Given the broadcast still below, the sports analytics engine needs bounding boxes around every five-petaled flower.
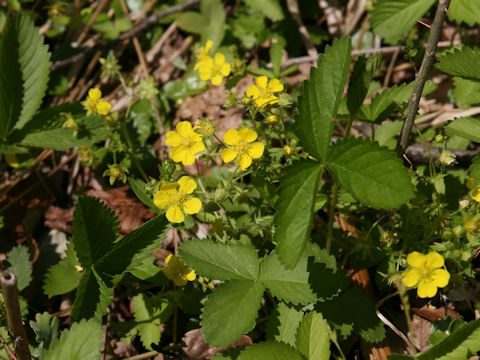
[194,40,213,65]
[82,88,112,115]
[196,53,231,86]
[154,176,202,223]
[246,76,283,108]
[162,254,196,286]
[401,251,450,298]
[166,121,205,166]
[221,128,264,170]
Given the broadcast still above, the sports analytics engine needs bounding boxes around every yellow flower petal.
[181,151,196,166]
[401,269,421,287]
[467,177,476,190]
[473,187,480,202]
[88,88,102,101]
[246,84,261,99]
[96,101,111,115]
[166,131,183,147]
[205,40,213,52]
[432,269,450,288]
[183,197,202,214]
[255,76,268,90]
[417,279,438,298]
[407,251,426,268]
[178,176,197,194]
[165,254,177,266]
[267,78,283,93]
[221,148,238,163]
[154,191,170,209]
[176,121,193,137]
[221,63,231,77]
[214,52,225,66]
[185,269,196,281]
[173,276,188,287]
[5,154,19,168]
[199,67,213,81]
[247,142,264,159]
[238,153,252,170]
[169,146,187,163]
[211,75,223,86]
[191,141,206,154]
[166,205,185,223]
[425,251,444,268]
[162,266,175,280]
[238,128,257,143]
[159,182,178,193]
[223,129,240,145]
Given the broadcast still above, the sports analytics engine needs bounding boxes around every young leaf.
[259,252,316,305]
[370,0,436,44]
[41,319,103,360]
[4,245,32,291]
[201,280,265,347]
[296,37,352,161]
[444,117,480,143]
[243,0,284,20]
[274,160,323,269]
[72,196,119,268]
[266,302,303,347]
[238,341,303,360]
[30,312,60,350]
[0,13,51,139]
[296,312,330,360]
[436,46,480,82]
[326,137,414,209]
[179,239,260,281]
[449,0,480,26]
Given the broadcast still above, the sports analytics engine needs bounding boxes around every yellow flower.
[246,76,283,108]
[401,251,450,298]
[467,177,476,190]
[5,154,19,168]
[472,187,480,202]
[267,115,277,124]
[82,88,111,115]
[194,40,213,66]
[220,128,264,170]
[162,254,196,286]
[284,145,292,155]
[196,53,231,86]
[166,121,205,166]
[153,176,202,223]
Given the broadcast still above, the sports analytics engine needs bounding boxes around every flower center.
[421,267,434,282]
[235,142,248,154]
[168,192,185,206]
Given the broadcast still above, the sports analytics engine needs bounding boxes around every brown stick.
[0,271,31,360]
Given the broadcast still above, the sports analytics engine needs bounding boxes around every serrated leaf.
[266,302,303,347]
[469,154,480,184]
[436,46,480,82]
[238,341,303,360]
[4,245,32,291]
[274,160,323,269]
[0,13,51,139]
[41,319,102,360]
[452,77,480,109]
[72,196,119,268]
[179,239,259,281]
[307,259,350,301]
[445,117,480,142]
[30,312,60,350]
[259,252,316,304]
[375,121,404,149]
[243,0,284,20]
[326,137,414,209]
[370,0,436,44]
[296,312,330,360]
[296,37,352,161]
[201,280,264,347]
[44,242,83,298]
[126,238,166,283]
[449,0,480,26]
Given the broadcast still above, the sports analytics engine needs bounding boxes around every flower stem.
[119,122,148,181]
[397,281,417,355]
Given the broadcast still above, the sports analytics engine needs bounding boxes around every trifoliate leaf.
[238,341,303,360]
[201,280,265,347]
[370,0,436,44]
[274,160,323,269]
[4,245,31,291]
[296,37,351,161]
[445,117,480,143]
[326,137,414,209]
[436,46,480,82]
[266,302,303,347]
[179,239,260,281]
[296,312,330,360]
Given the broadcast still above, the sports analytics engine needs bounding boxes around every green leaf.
[296,312,330,360]
[347,53,382,116]
[4,245,32,291]
[375,121,404,150]
[436,46,480,82]
[296,37,352,161]
[469,154,480,184]
[128,177,157,210]
[274,160,323,269]
[238,341,303,360]
[449,0,480,26]
[370,0,436,44]
[30,312,60,350]
[176,12,208,34]
[0,13,51,139]
[266,302,303,347]
[200,0,226,49]
[326,137,414,209]
[452,77,480,109]
[44,242,83,298]
[307,259,350,301]
[201,280,265,347]
[72,196,119,268]
[259,252,316,304]
[243,0,284,20]
[179,239,260,281]
[10,103,108,150]
[445,117,480,143]
[41,319,103,360]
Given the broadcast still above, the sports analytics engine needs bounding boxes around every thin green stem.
[397,281,417,355]
[119,122,148,181]
[326,182,339,254]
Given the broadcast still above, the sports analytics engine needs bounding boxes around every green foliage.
[243,0,284,20]
[4,245,32,291]
[266,302,303,347]
[326,137,414,209]
[296,37,352,161]
[370,0,436,44]
[128,177,157,210]
[449,0,480,26]
[30,312,60,352]
[274,160,323,268]
[0,13,51,139]
[237,341,303,360]
[296,312,330,360]
[444,117,480,143]
[452,77,480,109]
[469,154,480,184]
[201,280,265,347]
[436,46,480,82]
[41,319,103,360]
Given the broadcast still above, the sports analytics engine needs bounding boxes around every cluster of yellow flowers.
[82,88,112,116]
[194,41,231,86]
